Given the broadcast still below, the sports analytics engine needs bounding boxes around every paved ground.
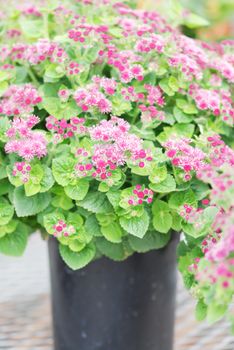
[0,234,233,350]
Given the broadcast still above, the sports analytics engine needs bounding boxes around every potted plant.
[0,0,233,349]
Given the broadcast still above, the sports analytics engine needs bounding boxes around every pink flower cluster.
[46,116,86,142]
[128,185,153,206]
[90,117,142,179]
[21,5,42,17]
[0,84,42,116]
[75,148,93,178]
[92,76,117,95]
[52,220,76,238]
[169,54,203,81]
[210,57,234,84]
[194,209,234,290]
[189,84,234,125]
[6,29,21,39]
[107,46,144,83]
[74,84,112,113]
[12,161,31,183]
[135,34,166,54]
[164,138,206,181]
[5,115,47,160]
[24,40,67,65]
[196,135,234,203]
[66,61,79,75]
[68,18,111,45]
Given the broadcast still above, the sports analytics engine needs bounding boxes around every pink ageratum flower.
[46,116,87,143]
[189,84,234,125]
[0,84,42,116]
[24,39,67,65]
[164,138,206,181]
[74,83,112,114]
[89,116,145,179]
[5,115,47,160]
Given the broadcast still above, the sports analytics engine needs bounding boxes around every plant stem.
[43,12,50,39]
[27,67,40,86]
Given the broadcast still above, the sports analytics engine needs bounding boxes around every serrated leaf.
[119,210,149,238]
[0,197,14,226]
[0,222,28,256]
[149,164,167,184]
[96,238,130,261]
[207,303,227,324]
[77,192,113,214]
[150,174,176,193]
[59,243,96,270]
[101,222,123,243]
[152,200,172,233]
[85,215,102,237]
[195,299,207,322]
[52,157,75,186]
[129,230,171,253]
[13,186,51,217]
[40,166,55,193]
[169,190,197,210]
[64,179,89,200]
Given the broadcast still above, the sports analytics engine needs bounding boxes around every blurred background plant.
[138,0,234,40]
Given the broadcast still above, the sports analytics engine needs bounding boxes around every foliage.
[0,0,233,328]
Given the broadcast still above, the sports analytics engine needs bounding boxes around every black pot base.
[49,234,178,350]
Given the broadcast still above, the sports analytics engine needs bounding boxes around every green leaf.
[150,175,176,193]
[0,117,11,142]
[13,186,51,217]
[157,124,195,143]
[59,243,96,270]
[129,230,171,253]
[207,303,227,324]
[169,190,197,210]
[85,215,102,237]
[19,17,43,38]
[64,179,89,200]
[0,222,28,256]
[96,238,130,261]
[149,164,167,184]
[173,106,193,123]
[24,164,44,196]
[119,210,149,238]
[171,212,182,231]
[44,64,65,83]
[106,191,121,209]
[0,219,18,238]
[195,300,207,322]
[168,76,179,92]
[111,96,132,116]
[24,182,41,197]
[51,192,74,210]
[0,179,12,196]
[40,166,55,193]
[101,222,123,243]
[52,157,76,186]
[41,97,61,115]
[159,78,175,96]
[176,99,198,115]
[152,200,172,233]
[0,197,14,226]
[183,13,209,29]
[67,212,83,229]
[77,192,113,214]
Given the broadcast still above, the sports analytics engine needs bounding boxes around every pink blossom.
[5,115,47,160]
[0,84,42,116]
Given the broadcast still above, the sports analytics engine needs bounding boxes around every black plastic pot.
[48,233,179,350]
